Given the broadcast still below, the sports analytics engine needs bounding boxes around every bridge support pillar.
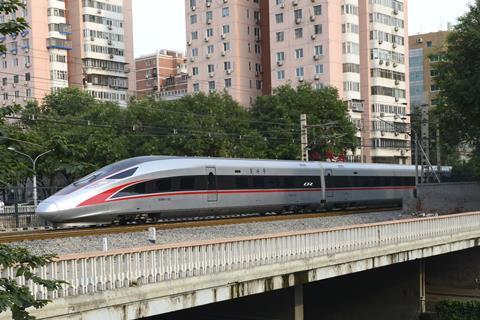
[294,284,304,320]
[419,259,426,313]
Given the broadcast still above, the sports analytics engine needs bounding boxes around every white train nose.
[36,201,60,221]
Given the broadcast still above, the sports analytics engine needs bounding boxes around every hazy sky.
[132,0,472,57]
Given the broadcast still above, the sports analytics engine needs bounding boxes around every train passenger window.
[180,177,195,190]
[154,178,172,192]
[107,167,138,180]
[253,177,265,189]
[235,177,249,189]
[285,177,295,188]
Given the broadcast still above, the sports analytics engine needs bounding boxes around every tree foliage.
[433,0,480,175]
[0,245,64,319]
[0,0,29,53]
[0,85,357,188]
[436,300,480,320]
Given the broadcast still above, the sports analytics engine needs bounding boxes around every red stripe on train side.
[77,185,415,207]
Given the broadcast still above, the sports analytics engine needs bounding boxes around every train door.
[325,169,334,198]
[206,167,218,202]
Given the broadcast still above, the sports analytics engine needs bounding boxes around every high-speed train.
[36,156,417,226]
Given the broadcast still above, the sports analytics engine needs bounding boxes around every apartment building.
[185,0,410,164]
[0,0,134,107]
[135,50,188,100]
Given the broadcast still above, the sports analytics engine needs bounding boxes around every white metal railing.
[3,212,480,301]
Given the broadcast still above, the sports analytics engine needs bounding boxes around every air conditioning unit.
[108,40,112,45]
[393,9,399,15]
[108,25,112,30]
[24,48,29,53]
[25,62,30,68]
[206,53,211,59]
[24,82,28,87]
[223,0,228,3]
[385,61,390,66]
[393,62,398,68]
[190,57,195,62]
[191,5,196,11]
[187,73,192,78]
[392,43,397,49]
[187,40,192,46]
[277,60,284,66]
[313,54,320,61]
[314,74,320,80]
[206,1,211,7]
[379,59,384,65]
[109,54,114,59]
[295,18,302,24]
[394,132,399,136]
[310,16,315,22]
[23,98,27,102]
[311,34,316,40]
[292,0,298,6]
[90,36,95,41]
[204,36,210,42]
[416,38,423,44]
[209,89,215,94]
[12,83,16,88]
[298,76,304,82]
[400,149,406,156]
[381,131,385,136]
[378,40,383,45]
[0,86,4,90]
[221,51,226,56]
[221,33,226,39]
[394,26,399,32]
[209,72,215,78]
[395,97,400,102]
[97,9,102,14]
[2,101,5,105]
[207,18,212,24]
[226,69,233,75]
[395,80,400,85]
[280,2,285,8]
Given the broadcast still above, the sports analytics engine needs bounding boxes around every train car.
[36,156,416,226]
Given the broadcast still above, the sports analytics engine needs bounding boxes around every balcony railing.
[46,38,72,50]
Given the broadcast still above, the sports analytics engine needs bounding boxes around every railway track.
[0,207,401,243]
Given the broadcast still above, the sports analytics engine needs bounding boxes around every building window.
[295,28,303,39]
[207,45,214,54]
[206,11,213,21]
[208,81,215,90]
[427,41,433,48]
[224,61,231,70]
[295,48,304,59]
[294,9,303,20]
[342,42,359,55]
[296,67,304,77]
[191,31,198,40]
[1,78,6,85]
[313,5,322,16]
[190,14,197,24]
[191,48,198,56]
[26,88,31,97]
[314,24,322,35]
[256,80,262,90]
[193,83,200,92]
[314,45,323,55]
[208,64,215,73]
[277,70,285,80]
[315,64,324,74]
[25,72,30,81]
[206,28,213,37]
[276,0,284,5]
[223,42,230,51]
[225,78,232,88]
[222,7,229,17]
[13,75,19,83]
[223,24,230,34]
[275,13,283,23]
[276,32,284,42]
[276,51,285,62]
[192,67,199,75]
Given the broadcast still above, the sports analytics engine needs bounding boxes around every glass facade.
[409,48,424,107]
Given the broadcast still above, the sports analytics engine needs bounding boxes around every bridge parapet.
[6,211,480,303]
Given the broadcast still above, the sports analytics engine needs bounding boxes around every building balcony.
[46,38,72,50]
[347,100,364,112]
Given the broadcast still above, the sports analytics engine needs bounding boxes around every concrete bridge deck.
[2,211,480,319]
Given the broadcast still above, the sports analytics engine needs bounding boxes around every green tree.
[0,0,29,53]
[250,84,357,160]
[434,0,480,176]
[0,245,64,319]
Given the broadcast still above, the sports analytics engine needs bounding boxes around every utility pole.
[420,104,430,183]
[436,123,441,172]
[300,114,308,161]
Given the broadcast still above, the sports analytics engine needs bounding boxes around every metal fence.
[2,211,479,301]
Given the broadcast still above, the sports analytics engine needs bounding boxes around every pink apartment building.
[0,0,134,107]
[185,0,410,164]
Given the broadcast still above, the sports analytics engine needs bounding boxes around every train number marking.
[303,182,314,187]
